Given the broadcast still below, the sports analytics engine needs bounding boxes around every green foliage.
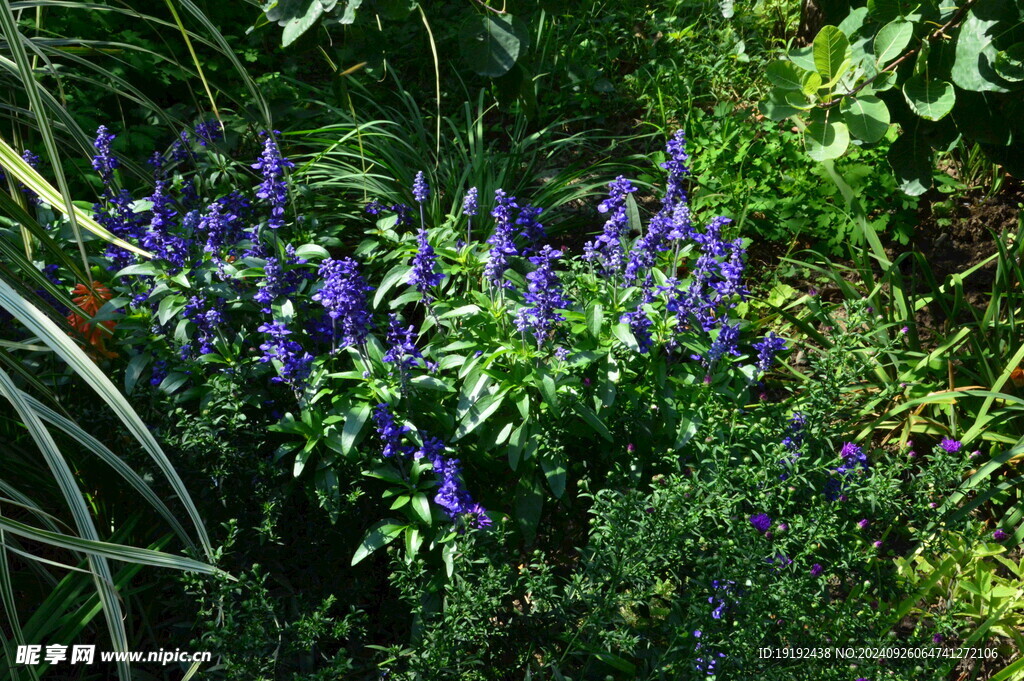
[764,0,1024,194]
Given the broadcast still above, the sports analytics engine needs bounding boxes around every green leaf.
[351,521,405,565]
[515,480,543,545]
[874,19,913,65]
[586,303,603,338]
[411,494,432,526]
[624,193,642,235]
[888,132,933,196]
[789,45,817,72]
[675,415,700,450]
[460,14,523,78]
[373,264,412,308]
[571,401,612,442]
[536,369,560,417]
[157,294,186,326]
[994,43,1024,82]
[404,526,423,559]
[805,109,850,160]
[341,403,370,455]
[952,3,1015,92]
[766,61,809,90]
[841,95,891,142]
[453,392,505,441]
[760,89,801,121]
[411,375,454,392]
[903,75,956,121]
[541,457,566,499]
[813,26,852,84]
[801,71,823,95]
[280,0,324,47]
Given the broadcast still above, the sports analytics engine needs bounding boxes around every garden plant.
[1,1,1023,680]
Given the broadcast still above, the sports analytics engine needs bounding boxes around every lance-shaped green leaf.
[351,520,406,565]
[903,75,956,121]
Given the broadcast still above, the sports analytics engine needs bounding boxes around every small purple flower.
[514,245,571,347]
[752,331,787,374]
[408,227,444,301]
[412,170,429,204]
[251,131,294,230]
[373,403,413,459]
[873,540,883,549]
[313,258,373,347]
[193,120,223,146]
[810,563,824,577]
[462,186,479,217]
[91,125,118,184]
[940,438,962,453]
[993,529,1009,542]
[554,346,570,361]
[749,513,772,534]
[933,634,943,644]
[857,519,870,530]
[256,320,313,389]
[583,175,637,277]
[383,314,424,371]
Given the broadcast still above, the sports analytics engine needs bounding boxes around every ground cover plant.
[1,0,1023,680]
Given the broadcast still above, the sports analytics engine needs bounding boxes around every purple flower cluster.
[383,314,424,371]
[257,320,313,388]
[940,438,962,453]
[372,404,491,528]
[462,186,479,217]
[583,175,637,276]
[141,178,188,271]
[749,513,772,534]
[408,227,444,302]
[373,403,414,459]
[366,200,414,228]
[254,246,309,313]
[825,442,869,501]
[708,579,735,619]
[693,629,726,676]
[181,296,224,357]
[251,131,294,230]
[91,127,146,269]
[620,290,655,354]
[412,171,429,204]
[752,331,787,374]
[515,204,546,255]
[312,258,373,348]
[193,120,223,147]
[514,245,570,347]
[485,189,520,289]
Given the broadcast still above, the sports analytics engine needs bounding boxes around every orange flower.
[67,281,118,358]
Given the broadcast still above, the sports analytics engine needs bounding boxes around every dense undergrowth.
[1,1,1023,680]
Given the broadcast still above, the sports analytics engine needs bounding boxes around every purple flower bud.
[993,529,1009,541]
[857,519,869,530]
[810,563,823,577]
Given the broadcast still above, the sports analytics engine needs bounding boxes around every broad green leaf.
[813,26,852,84]
[541,457,566,499]
[788,45,817,72]
[411,494,432,526]
[837,7,868,38]
[888,132,933,195]
[280,0,324,47]
[373,263,412,308]
[874,19,913,65]
[341,403,370,454]
[805,109,850,160]
[157,294,186,326]
[453,391,505,441]
[675,415,700,450]
[571,401,613,442]
[841,95,891,142]
[760,89,802,121]
[460,14,522,78]
[536,370,560,417]
[766,61,809,90]
[801,71,823,95]
[952,3,1015,92]
[903,75,956,121]
[411,375,454,392]
[351,520,405,565]
[994,43,1024,82]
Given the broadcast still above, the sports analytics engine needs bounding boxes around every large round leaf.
[460,14,523,78]
[952,2,1015,92]
[841,95,891,142]
[994,43,1024,82]
[805,109,850,160]
[888,132,933,195]
[874,19,913,65]
[766,61,809,90]
[903,75,956,121]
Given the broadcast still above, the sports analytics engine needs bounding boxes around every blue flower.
[373,403,413,459]
[257,320,313,388]
[462,186,479,217]
[485,189,520,289]
[251,131,294,230]
[383,314,424,371]
[752,331,787,374]
[408,227,444,302]
[91,125,118,184]
[583,175,636,276]
[193,120,223,146]
[749,513,772,534]
[514,245,571,347]
[412,170,429,204]
[313,258,373,348]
